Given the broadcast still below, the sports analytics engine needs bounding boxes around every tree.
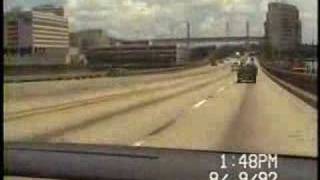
[5,6,23,23]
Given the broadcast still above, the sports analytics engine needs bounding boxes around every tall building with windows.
[5,9,70,65]
[264,2,301,53]
[32,5,65,17]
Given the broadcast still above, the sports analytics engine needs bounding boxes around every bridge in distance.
[119,36,265,48]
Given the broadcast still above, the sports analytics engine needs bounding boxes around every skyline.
[3,0,318,44]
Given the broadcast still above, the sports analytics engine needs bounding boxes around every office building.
[70,29,110,50]
[264,2,302,53]
[5,10,70,65]
[32,5,65,17]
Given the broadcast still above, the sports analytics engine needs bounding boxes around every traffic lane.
[5,66,224,120]
[4,65,217,111]
[4,65,226,115]
[46,70,235,145]
[220,68,317,157]
[141,75,247,150]
[4,67,231,142]
[143,69,317,157]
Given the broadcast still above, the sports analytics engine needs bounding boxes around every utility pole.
[246,20,250,51]
[226,21,230,37]
[311,25,315,75]
[186,21,191,61]
[186,21,190,50]
[312,26,314,46]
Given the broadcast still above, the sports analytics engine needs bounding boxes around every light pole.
[311,26,316,75]
[170,20,191,61]
[246,20,250,51]
[185,21,191,62]
[186,21,191,50]
[169,20,190,45]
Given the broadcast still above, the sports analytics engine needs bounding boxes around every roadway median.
[4,60,211,83]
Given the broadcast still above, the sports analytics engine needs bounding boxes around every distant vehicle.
[223,58,231,64]
[248,51,258,56]
[108,68,129,76]
[218,59,224,64]
[304,59,318,74]
[237,63,258,83]
[292,67,308,73]
[210,59,217,66]
[245,56,257,66]
[231,61,240,72]
[291,61,307,73]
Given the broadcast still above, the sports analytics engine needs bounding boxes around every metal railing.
[260,61,317,95]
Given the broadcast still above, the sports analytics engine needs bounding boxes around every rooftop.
[268,2,298,10]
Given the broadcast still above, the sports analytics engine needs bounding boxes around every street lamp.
[186,21,190,50]
[169,20,190,47]
[168,20,191,62]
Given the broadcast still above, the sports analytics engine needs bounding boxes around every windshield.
[4,0,318,161]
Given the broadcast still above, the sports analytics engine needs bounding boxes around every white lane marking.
[133,140,145,146]
[193,99,208,109]
[217,86,225,93]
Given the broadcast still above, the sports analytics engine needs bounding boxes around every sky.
[3,0,318,44]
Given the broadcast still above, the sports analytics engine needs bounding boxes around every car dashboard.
[4,143,317,180]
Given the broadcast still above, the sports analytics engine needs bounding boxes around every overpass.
[118,36,265,48]
[85,36,265,68]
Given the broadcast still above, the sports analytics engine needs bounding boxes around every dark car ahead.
[237,63,258,83]
[231,61,240,72]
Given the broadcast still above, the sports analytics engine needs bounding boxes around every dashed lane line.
[217,86,226,93]
[192,99,208,109]
[133,140,145,146]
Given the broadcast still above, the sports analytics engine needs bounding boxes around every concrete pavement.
[143,70,317,157]
[4,64,219,114]
[4,64,317,158]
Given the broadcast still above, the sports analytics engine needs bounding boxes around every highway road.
[4,62,317,158]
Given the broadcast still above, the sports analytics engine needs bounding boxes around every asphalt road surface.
[4,63,317,158]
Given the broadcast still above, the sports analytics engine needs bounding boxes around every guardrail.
[260,62,317,95]
[260,61,317,108]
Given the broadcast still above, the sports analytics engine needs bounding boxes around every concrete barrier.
[260,62,317,95]
[4,60,211,83]
[260,63,317,108]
